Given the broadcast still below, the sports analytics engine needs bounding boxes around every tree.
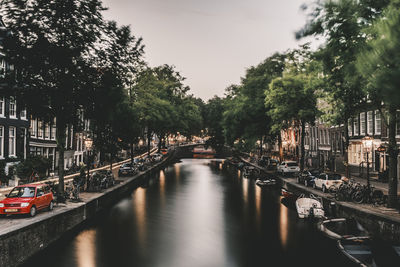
[88,21,144,166]
[356,0,400,208]
[297,0,390,177]
[204,96,226,153]
[1,0,106,201]
[222,53,286,154]
[266,73,319,171]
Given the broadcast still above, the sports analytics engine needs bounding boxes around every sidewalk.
[0,147,158,197]
[239,156,400,196]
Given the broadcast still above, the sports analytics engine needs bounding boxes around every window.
[348,119,353,136]
[360,112,366,135]
[354,116,359,136]
[9,97,16,118]
[0,97,4,117]
[0,126,3,158]
[30,118,37,138]
[38,120,43,138]
[0,59,5,78]
[367,111,373,135]
[44,123,50,139]
[397,111,400,136]
[375,111,381,135]
[9,127,16,157]
[20,108,27,120]
[51,118,56,140]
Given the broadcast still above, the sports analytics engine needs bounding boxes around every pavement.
[0,147,158,199]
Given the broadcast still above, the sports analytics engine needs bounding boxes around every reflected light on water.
[75,230,97,267]
[242,177,248,206]
[279,196,289,249]
[132,188,146,248]
[255,185,261,229]
[174,164,180,180]
[159,170,166,206]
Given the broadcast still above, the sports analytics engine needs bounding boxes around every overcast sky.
[102,0,317,101]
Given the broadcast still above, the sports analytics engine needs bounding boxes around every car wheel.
[49,201,54,211]
[305,180,308,187]
[30,206,37,217]
[322,185,327,193]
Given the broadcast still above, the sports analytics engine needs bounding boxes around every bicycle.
[352,184,386,205]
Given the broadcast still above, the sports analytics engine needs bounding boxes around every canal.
[22,159,354,267]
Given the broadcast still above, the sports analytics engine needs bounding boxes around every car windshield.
[287,163,298,167]
[8,187,35,198]
[310,170,320,175]
[328,174,342,180]
[122,163,131,168]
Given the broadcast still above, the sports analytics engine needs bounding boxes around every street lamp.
[362,135,373,190]
[84,137,93,187]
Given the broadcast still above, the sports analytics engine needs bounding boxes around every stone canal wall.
[0,154,174,267]
[231,158,400,243]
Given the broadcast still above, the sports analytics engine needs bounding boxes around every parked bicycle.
[352,184,386,205]
[334,179,362,202]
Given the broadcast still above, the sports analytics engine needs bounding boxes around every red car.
[0,184,54,217]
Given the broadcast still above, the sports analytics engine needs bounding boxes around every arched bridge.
[171,143,232,159]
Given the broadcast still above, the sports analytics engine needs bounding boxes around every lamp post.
[84,137,93,187]
[362,135,373,190]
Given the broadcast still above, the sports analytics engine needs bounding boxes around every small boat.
[295,194,325,219]
[338,237,377,267]
[256,178,276,186]
[319,218,370,240]
[281,188,296,199]
[243,166,260,178]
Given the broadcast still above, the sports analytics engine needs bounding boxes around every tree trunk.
[110,152,113,172]
[130,143,134,165]
[300,122,305,172]
[56,119,67,203]
[387,106,398,208]
[344,116,350,178]
[147,131,151,157]
[278,134,283,162]
[157,133,163,153]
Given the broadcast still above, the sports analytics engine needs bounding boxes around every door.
[36,187,45,209]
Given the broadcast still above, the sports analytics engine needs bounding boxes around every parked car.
[267,159,279,171]
[277,161,300,176]
[313,173,343,193]
[258,156,270,167]
[0,184,54,217]
[297,169,321,187]
[118,162,136,176]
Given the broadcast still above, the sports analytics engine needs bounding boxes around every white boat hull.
[296,196,325,219]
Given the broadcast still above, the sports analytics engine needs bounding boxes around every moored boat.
[281,188,296,199]
[256,178,276,186]
[338,237,377,267]
[319,218,370,240]
[295,194,325,219]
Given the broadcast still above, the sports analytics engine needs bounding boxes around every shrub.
[16,156,52,180]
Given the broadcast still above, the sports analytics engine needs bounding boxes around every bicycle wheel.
[352,191,364,204]
[371,190,384,205]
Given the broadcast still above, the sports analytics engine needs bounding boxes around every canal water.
[22,159,355,267]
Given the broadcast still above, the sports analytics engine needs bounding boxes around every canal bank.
[0,151,176,267]
[232,157,400,243]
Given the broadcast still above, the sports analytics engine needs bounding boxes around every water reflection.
[132,188,146,250]
[75,230,97,267]
[255,185,261,230]
[279,196,289,249]
[23,159,354,267]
